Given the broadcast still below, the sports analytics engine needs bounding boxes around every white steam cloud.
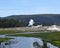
[28,19,34,26]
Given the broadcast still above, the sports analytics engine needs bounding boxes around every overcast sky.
[0,0,60,17]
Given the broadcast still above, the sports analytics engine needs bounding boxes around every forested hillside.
[0,19,26,28]
[0,14,60,28]
[4,14,60,25]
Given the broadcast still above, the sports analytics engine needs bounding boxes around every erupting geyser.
[28,19,34,27]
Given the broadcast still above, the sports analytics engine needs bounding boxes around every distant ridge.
[1,14,60,25]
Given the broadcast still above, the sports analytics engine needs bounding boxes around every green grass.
[8,32,60,47]
[0,30,21,34]
[0,38,11,42]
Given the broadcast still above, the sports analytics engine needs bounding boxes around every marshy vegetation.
[0,30,20,34]
[0,38,11,42]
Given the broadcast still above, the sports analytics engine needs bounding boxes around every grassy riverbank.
[8,31,60,47]
[0,30,18,42]
[0,29,45,35]
[0,38,11,42]
[0,30,21,34]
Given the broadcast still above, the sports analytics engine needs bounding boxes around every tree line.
[0,18,59,28]
[0,19,27,28]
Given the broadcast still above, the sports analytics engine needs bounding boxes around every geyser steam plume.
[28,19,34,27]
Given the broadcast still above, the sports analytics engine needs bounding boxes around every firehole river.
[0,32,58,48]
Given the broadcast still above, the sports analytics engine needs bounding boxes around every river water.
[0,35,58,48]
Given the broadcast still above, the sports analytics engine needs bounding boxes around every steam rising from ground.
[28,19,34,27]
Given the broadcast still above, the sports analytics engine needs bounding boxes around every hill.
[2,14,60,26]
